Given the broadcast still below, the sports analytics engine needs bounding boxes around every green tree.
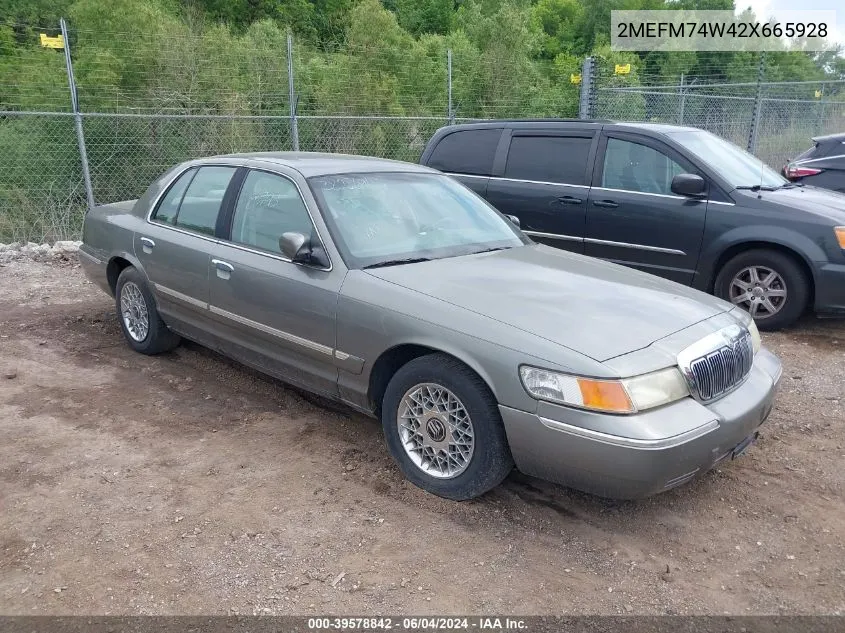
[454,0,547,117]
[388,0,455,36]
[534,0,582,59]
[0,0,75,26]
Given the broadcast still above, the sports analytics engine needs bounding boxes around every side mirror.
[280,232,309,261]
[671,173,707,198]
[505,214,521,228]
[279,231,330,269]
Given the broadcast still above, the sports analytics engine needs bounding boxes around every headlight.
[623,367,691,411]
[747,318,761,354]
[834,227,845,249]
[519,366,689,414]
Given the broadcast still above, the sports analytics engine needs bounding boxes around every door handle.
[592,199,619,208]
[211,259,234,273]
[556,195,583,205]
[139,237,155,253]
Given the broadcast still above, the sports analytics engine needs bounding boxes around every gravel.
[0,257,843,616]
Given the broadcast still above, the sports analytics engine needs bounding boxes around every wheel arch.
[106,256,133,296]
[106,251,150,296]
[702,235,817,304]
[367,342,498,416]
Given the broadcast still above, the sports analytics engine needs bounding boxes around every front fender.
[694,225,822,291]
[335,273,602,415]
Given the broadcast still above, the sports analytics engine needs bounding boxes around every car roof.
[213,151,437,178]
[811,132,845,143]
[613,122,701,134]
[437,119,702,134]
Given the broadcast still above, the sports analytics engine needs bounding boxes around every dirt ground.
[0,258,843,616]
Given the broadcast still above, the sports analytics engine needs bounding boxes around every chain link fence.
[2,20,844,244]
[0,112,86,243]
[592,55,845,169]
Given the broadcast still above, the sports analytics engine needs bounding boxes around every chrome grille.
[678,325,754,403]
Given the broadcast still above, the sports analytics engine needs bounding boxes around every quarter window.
[152,168,195,224]
[602,138,686,195]
[230,170,314,255]
[174,166,237,236]
[505,136,592,185]
[426,129,502,176]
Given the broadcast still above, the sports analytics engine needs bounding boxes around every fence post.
[678,74,685,125]
[287,32,299,151]
[747,52,766,154]
[447,49,454,125]
[579,56,595,119]
[60,18,95,212]
[818,83,826,133]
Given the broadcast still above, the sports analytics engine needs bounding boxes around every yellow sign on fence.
[39,34,64,49]
[570,73,582,85]
[815,90,823,98]
[614,63,631,75]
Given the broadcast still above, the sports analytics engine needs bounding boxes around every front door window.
[602,138,685,195]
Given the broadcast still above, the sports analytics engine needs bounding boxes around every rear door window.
[504,136,592,185]
[426,129,502,176]
[174,166,237,236]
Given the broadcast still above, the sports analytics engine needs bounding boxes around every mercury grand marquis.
[79,152,783,500]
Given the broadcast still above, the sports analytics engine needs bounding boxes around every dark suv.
[420,120,845,330]
[783,132,845,193]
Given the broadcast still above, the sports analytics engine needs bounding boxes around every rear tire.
[115,267,181,354]
[381,353,513,500]
[714,249,809,331]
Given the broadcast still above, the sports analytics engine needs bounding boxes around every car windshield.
[668,130,787,189]
[308,172,528,269]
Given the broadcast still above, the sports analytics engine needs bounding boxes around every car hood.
[364,244,733,362]
[740,185,845,223]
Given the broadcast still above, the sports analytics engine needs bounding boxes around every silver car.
[79,153,783,500]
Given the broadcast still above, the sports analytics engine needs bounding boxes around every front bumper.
[814,262,845,317]
[500,348,783,499]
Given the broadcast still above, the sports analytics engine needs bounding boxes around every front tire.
[115,267,181,354]
[381,354,513,500]
[714,249,809,331]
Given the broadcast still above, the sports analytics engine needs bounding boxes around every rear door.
[423,127,503,197]
[136,165,238,330]
[584,132,708,285]
[484,130,596,253]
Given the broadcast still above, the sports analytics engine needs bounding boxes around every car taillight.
[784,163,823,180]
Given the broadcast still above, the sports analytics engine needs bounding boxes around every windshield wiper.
[735,184,778,192]
[468,246,511,255]
[363,257,431,269]
[778,182,804,189]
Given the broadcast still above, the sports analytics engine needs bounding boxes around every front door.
[585,133,708,285]
[207,168,343,398]
[136,165,238,330]
[485,132,596,254]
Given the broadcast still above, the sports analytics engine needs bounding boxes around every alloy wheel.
[729,266,787,319]
[120,281,150,342]
[396,383,475,479]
